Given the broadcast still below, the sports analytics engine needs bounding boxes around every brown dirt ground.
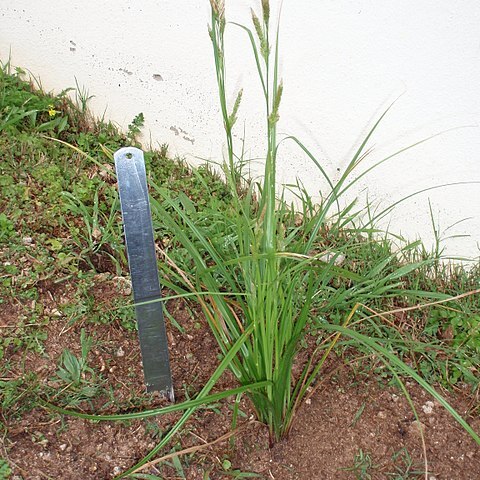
[1,275,479,480]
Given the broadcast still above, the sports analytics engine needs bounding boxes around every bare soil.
[1,275,479,480]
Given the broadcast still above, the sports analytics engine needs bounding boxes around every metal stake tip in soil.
[114,146,174,401]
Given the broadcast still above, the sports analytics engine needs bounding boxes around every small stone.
[116,346,125,357]
[319,250,345,266]
[113,466,122,475]
[22,236,33,245]
[99,164,113,178]
[391,394,399,402]
[94,272,109,282]
[422,401,434,414]
[408,420,426,437]
[114,276,132,296]
[59,443,67,451]
[305,398,312,405]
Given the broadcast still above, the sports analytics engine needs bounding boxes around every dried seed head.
[210,0,225,20]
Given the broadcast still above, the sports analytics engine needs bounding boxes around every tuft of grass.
[149,0,479,447]
[386,447,425,479]
[342,449,378,480]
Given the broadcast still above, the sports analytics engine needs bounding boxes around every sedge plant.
[150,0,480,447]
[153,0,338,443]
[149,0,439,445]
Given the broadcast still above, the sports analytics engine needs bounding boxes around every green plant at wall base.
[60,184,125,273]
[151,0,480,446]
[0,60,69,134]
[127,112,145,142]
[424,308,480,385]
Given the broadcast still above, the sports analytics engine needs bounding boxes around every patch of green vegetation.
[0,63,69,135]
[0,458,12,480]
[0,373,41,426]
[52,329,103,406]
[0,213,15,241]
[386,447,425,479]
[0,58,235,443]
[343,449,378,479]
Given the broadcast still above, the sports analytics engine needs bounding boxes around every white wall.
[1,1,479,259]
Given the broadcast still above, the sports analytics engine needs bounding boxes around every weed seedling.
[343,449,378,480]
[53,329,102,405]
[386,447,425,479]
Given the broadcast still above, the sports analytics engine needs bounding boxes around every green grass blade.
[43,381,271,421]
[321,323,480,445]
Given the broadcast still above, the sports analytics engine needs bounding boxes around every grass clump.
[148,0,480,448]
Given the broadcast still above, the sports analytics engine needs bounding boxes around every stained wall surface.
[1,1,479,258]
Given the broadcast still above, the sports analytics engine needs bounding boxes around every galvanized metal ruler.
[114,147,174,400]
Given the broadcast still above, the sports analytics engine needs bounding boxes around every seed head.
[228,88,243,127]
[269,81,283,125]
[251,9,263,41]
[251,8,269,60]
[262,0,270,23]
[210,0,225,20]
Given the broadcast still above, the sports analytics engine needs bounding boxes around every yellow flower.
[47,104,58,118]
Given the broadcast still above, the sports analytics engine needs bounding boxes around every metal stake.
[114,146,174,400]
